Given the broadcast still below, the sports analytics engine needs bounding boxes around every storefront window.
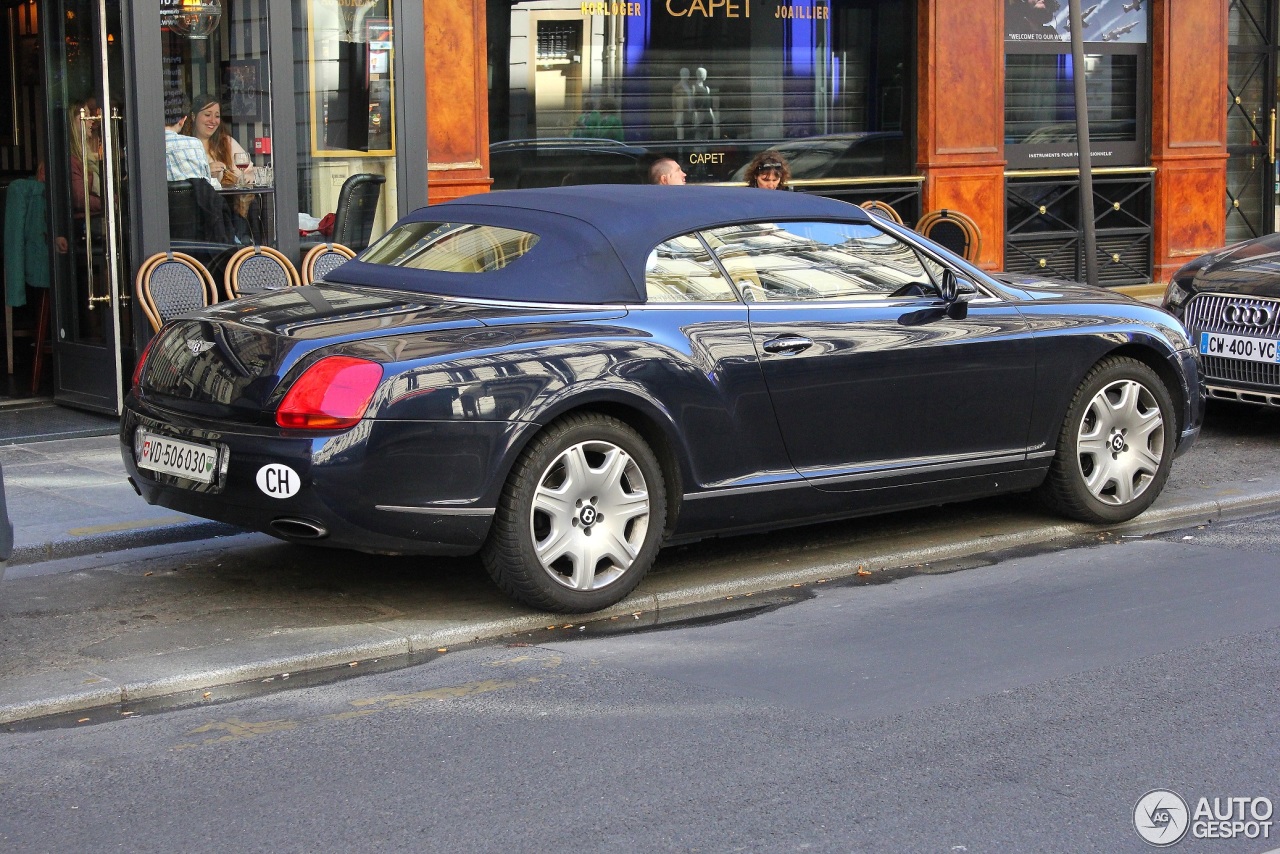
[293,0,397,253]
[160,0,276,264]
[1003,0,1148,169]
[486,0,913,188]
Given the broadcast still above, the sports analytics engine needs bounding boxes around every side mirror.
[938,269,958,303]
[939,270,974,319]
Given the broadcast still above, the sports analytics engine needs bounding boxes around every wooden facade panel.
[426,0,492,202]
[1150,0,1228,280]
[917,0,1004,271]
[1156,0,1228,150]
[922,166,1006,270]
[1153,161,1228,282]
[918,0,1004,163]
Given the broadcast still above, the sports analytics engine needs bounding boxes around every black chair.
[167,180,200,240]
[169,179,239,245]
[330,173,385,251]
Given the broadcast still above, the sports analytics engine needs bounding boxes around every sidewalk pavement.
[3,430,1280,727]
[0,433,239,567]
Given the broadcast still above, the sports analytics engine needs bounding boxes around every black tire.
[1037,355,1176,524]
[481,413,667,613]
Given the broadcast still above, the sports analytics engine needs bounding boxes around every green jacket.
[4,178,51,307]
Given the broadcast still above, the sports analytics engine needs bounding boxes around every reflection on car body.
[123,186,1203,613]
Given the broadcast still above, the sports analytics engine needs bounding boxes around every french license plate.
[1199,331,1280,364]
[136,430,219,484]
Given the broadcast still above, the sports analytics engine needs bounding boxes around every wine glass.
[232,150,252,186]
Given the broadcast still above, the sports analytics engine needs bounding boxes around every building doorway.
[1227,0,1280,243]
[0,0,131,413]
[44,0,132,414]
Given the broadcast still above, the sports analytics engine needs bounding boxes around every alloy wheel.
[1075,378,1166,506]
[529,439,651,591]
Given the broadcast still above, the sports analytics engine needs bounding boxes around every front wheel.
[1037,356,1176,524]
[481,413,667,613]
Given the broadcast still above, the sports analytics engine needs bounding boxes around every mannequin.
[690,67,718,141]
[672,68,694,140]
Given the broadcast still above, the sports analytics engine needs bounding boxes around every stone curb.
[7,520,244,568]
[4,485,1279,727]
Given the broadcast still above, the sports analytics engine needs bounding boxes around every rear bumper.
[121,404,520,556]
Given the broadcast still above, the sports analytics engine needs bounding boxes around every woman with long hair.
[184,93,257,241]
[743,149,791,190]
[68,98,103,218]
[184,93,254,188]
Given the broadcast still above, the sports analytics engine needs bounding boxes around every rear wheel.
[481,413,666,613]
[1038,356,1175,524]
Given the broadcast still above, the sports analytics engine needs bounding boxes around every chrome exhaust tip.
[270,517,328,539]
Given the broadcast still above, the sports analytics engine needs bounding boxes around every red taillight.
[276,356,383,430]
[132,334,159,391]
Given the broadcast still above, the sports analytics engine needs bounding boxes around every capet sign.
[1134,789,1274,846]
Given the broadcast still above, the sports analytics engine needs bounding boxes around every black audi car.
[1163,232,1280,408]
[123,186,1203,613]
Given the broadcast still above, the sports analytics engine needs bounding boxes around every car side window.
[703,221,936,301]
[644,234,738,303]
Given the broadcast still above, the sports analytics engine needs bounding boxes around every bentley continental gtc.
[123,186,1204,612]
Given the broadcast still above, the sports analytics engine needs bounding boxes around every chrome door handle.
[762,335,813,355]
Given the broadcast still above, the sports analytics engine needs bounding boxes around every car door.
[702,220,1038,491]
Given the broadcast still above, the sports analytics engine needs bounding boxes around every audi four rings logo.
[1222,303,1273,328]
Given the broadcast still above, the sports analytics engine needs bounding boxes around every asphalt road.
[1,512,1277,853]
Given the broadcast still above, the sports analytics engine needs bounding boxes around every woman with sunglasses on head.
[744,150,791,190]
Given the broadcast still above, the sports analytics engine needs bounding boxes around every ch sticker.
[256,464,301,498]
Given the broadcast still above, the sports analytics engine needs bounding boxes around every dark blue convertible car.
[122,186,1203,612]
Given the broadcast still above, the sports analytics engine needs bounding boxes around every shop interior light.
[162,1,222,40]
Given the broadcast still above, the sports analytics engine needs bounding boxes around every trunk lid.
[137,282,628,423]
[138,283,485,421]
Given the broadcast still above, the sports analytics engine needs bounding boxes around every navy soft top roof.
[325,185,870,304]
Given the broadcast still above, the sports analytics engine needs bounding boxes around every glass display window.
[486,0,914,188]
[160,0,277,257]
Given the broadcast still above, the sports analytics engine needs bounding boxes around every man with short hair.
[164,95,216,187]
[649,157,686,185]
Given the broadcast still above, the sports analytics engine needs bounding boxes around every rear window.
[361,222,539,272]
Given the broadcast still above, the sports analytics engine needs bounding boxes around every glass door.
[1227,0,1278,243]
[46,0,131,414]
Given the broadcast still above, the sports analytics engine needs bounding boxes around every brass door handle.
[1270,109,1276,164]
[78,107,103,310]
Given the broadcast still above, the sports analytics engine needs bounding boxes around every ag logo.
[1134,789,1190,846]
[256,463,301,498]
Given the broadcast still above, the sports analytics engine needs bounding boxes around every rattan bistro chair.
[135,251,219,332]
[858,199,905,225]
[916,208,982,264]
[300,241,357,285]
[223,244,302,301]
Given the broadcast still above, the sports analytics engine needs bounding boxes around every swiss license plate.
[1199,331,1280,364]
[136,430,219,484]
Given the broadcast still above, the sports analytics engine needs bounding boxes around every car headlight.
[1163,277,1191,313]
